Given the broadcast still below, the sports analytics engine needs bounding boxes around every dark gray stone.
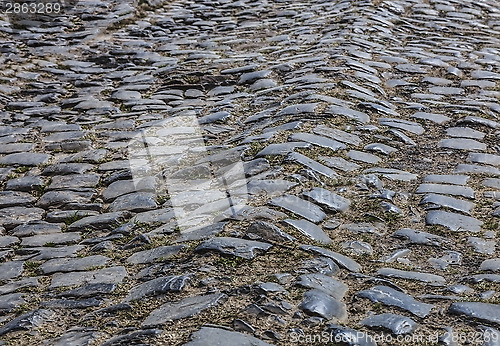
[448,302,500,325]
[357,286,434,318]
[0,309,53,336]
[377,268,446,286]
[296,274,347,300]
[283,219,331,244]
[269,195,326,223]
[299,289,347,320]
[185,326,272,346]
[143,292,227,326]
[360,313,417,335]
[125,274,192,301]
[127,245,185,264]
[426,210,483,232]
[247,221,295,243]
[299,245,361,272]
[195,237,271,260]
[303,187,350,213]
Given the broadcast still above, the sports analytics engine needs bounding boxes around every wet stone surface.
[0,0,499,344]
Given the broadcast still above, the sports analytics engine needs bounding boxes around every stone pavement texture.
[0,0,499,344]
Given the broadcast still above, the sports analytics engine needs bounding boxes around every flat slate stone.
[256,142,311,157]
[416,184,474,198]
[423,174,469,185]
[195,237,271,260]
[40,255,110,274]
[299,289,347,321]
[326,324,376,346]
[109,192,157,212]
[48,330,99,346]
[439,138,486,151]
[412,112,450,124]
[327,105,370,124]
[0,309,53,336]
[0,278,39,295]
[448,302,500,325]
[127,245,185,264]
[347,150,381,164]
[50,266,127,288]
[125,274,192,301]
[296,273,348,300]
[420,193,475,214]
[320,156,361,172]
[454,164,500,176]
[468,153,500,167]
[287,152,338,179]
[277,103,317,116]
[357,286,434,318]
[377,268,446,286]
[426,210,483,232]
[299,245,361,272]
[364,143,397,155]
[0,261,24,280]
[0,207,45,229]
[289,133,346,151]
[360,313,417,335]
[185,326,272,346]
[468,237,496,255]
[247,221,295,243]
[0,293,25,313]
[480,259,500,272]
[67,212,129,231]
[143,292,226,326]
[247,179,297,196]
[175,222,227,243]
[283,219,331,244]
[269,195,326,223]
[313,125,362,146]
[446,127,485,139]
[0,152,51,166]
[21,233,81,247]
[303,187,351,212]
[483,178,500,189]
[379,118,425,135]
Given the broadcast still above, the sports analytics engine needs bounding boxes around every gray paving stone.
[426,210,483,232]
[303,187,351,213]
[299,289,347,321]
[357,286,434,318]
[0,309,53,337]
[416,184,474,198]
[299,245,361,272]
[195,237,271,260]
[185,326,272,346]
[0,153,50,166]
[448,302,500,325]
[296,274,347,300]
[247,221,295,243]
[283,219,331,244]
[143,292,227,326]
[347,150,381,164]
[50,266,127,289]
[125,274,192,301]
[439,138,487,151]
[269,195,326,223]
[360,313,417,335]
[377,268,446,286]
[127,245,185,264]
[40,255,110,274]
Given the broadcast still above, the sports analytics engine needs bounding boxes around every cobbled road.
[0,0,499,344]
